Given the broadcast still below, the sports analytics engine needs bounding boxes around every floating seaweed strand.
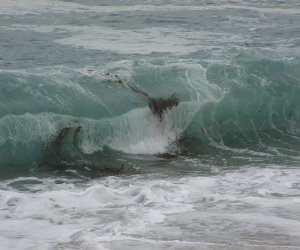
[104,72,180,122]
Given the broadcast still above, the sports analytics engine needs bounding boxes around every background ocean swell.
[0,55,299,173]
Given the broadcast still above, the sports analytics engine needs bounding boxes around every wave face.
[0,63,219,166]
[1,57,299,172]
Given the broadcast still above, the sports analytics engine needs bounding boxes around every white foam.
[147,209,166,224]
[55,27,198,54]
[0,175,196,249]
[120,136,175,155]
[2,23,247,54]
[1,165,300,249]
[293,198,300,204]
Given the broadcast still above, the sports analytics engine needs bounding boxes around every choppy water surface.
[1,0,300,249]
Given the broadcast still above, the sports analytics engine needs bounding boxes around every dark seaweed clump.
[42,125,140,176]
[148,94,179,121]
[103,72,180,122]
[44,127,71,161]
[41,125,83,170]
[83,162,140,176]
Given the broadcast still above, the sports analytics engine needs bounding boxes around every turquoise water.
[1,1,300,249]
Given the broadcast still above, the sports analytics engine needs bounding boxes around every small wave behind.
[186,56,300,158]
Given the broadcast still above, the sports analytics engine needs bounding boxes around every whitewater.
[1,0,300,249]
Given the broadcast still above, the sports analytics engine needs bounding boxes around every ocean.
[1,0,300,249]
